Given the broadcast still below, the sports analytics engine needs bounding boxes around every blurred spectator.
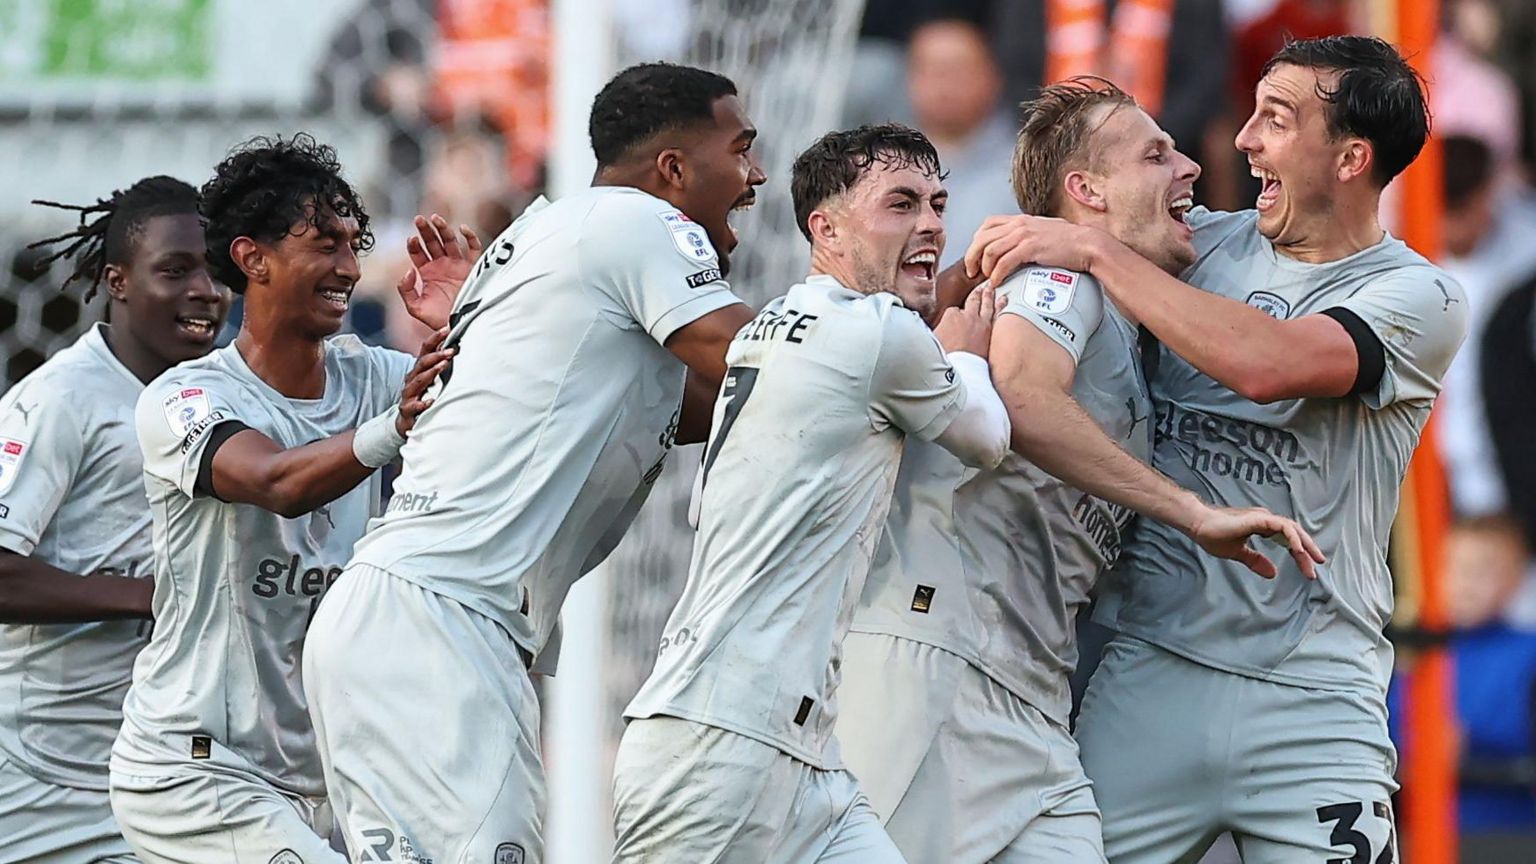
[991,0,1229,202]
[841,0,934,128]
[1437,4,1522,176]
[1488,0,1536,179]
[1483,262,1536,557]
[907,15,1020,266]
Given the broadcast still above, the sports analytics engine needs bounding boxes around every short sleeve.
[1332,268,1469,409]
[369,344,417,416]
[579,193,744,345]
[0,383,85,556]
[868,305,966,441]
[136,376,245,498]
[996,266,1104,364]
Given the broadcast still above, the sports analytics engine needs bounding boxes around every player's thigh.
[612,717,797,864]
[813,786,907,864]
[306,565,544,864]
[109,770,341,864]
[1074,637,1228,864]
[1234,789,1398,864]
[836,632,963,821]
[993,777,1105,864]
[0,758,136,864]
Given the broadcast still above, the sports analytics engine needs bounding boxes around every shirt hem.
[622,706,839,770]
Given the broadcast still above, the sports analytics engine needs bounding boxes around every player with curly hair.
[0,175,227,863]
[105,135,463,863]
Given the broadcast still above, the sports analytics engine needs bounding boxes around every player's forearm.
[1003,381,1204,534]
[0,553,153,623]
[1086,236,1289,400]
[931,261,983,325]
[675,370,720,446]
[218,433,375,519]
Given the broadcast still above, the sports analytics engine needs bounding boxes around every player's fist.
[1186,504,1326,580]
[934,284,996,359]
[397,214,483,330]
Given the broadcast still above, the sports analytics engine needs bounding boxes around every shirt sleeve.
[369,345,417,416]
[0,382,85,556]
[867,305,966,441]
[136,375,246,499]
[1332,268,1470,409]
[996,266,1104,364]
[579,194,745,345]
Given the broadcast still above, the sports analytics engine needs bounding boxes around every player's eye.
[162,266,187,278]
[1147,152,1165,164]
[892,200,912,211]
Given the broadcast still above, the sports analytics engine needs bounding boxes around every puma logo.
[1126,397,1147,438]
[1436,279,1459,313]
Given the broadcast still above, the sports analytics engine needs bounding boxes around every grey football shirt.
[0,325,153,791]
[851,267,1150,726]
[111,336,412,797]
[347,186,741,661]
[625,275,966,769]
[1094,207,1469,694]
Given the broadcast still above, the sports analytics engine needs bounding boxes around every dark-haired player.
[613,124,1009,863]
[0,177,227,863]
[967,36,1468,862]
[303,61,764,863]
[106,136,457,863]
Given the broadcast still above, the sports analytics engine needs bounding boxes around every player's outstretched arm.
[395,214,482,330]
[666,303,756,445]
[204,334,452,518]
[0,549,152,623]
[991,314,1324,578]
[966,215,1363,403]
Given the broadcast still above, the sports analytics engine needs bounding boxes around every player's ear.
[808,208,838,249]
[1063,170,1106,213]
[1338,137,1372,184]
[103,263,130,303]
[229,236,269,285]
[656,148,687,191]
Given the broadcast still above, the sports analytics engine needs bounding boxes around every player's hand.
[397,214,483,330]
[934,283,996,359]
[1186,505,1326,579]
[395,327,454,436]
[963,215,1099,285]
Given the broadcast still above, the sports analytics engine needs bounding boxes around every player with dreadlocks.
[0,176,228,863]
[105,135,463,863]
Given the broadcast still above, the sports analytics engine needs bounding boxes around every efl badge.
[659,209,717,264]
[161,387,211,438]
[1246,291,1291,319]
[0,437,26,496]
[495,843,526,864]
[1023,268,1077,315]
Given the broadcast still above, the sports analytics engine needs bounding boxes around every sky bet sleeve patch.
[161,387,212,439]
[658,209,718,265]
[1022,268,1078,316]
[0,437,28,496]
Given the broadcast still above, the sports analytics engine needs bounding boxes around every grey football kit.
[110,335,412,864]
[304,186,743,864]
[839,267,1145,863]
[0,325,151,864]
[1078,207,1468,863]
[616,274,1007,863]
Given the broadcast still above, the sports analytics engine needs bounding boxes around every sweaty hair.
[1443,135,1493,210]
[1012,76,1138,217]
[1261,35,1431,187]
[589,62,738,168]
[28,176,200,302]
[201,133,373,293]
[791,123,945,241]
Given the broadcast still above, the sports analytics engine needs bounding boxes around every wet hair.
[1012,76,1139,217]
[200,133,373,293]
[1262,35,1431,187]
[28,176,200,301]
[791,123,945,241]
[589,62,738,167]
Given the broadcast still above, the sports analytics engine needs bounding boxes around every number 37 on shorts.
[1316,800,1398,864]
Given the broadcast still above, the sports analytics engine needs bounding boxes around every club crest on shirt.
[495,843,526,864]
[658,209,717,264]
[161,387,211,438]
[1023,268,1077,315]
[1245,291,1291,319]
[0,437,27,496]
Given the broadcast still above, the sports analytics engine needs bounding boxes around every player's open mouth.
[1252,164,1282,212]
[727,193,756,244]
[318,287,352,314]
[901,250,937,282]
[1168,194,1194,232]
[175,316,218,341]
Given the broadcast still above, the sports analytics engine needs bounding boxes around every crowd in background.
[5,0,1536,852]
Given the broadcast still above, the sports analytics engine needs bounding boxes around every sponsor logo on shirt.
[1023,268,1077,315]
[386,491,439,515]
[358,827,433,863]
[1245,291,1291,319]
[0,437,28,496]
[685,267,722,289]
[162,387,212,438]
[252,555,343,599]
[1072,494,1135,565]
[1153,404,1312,488]
[659,209,717,263]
